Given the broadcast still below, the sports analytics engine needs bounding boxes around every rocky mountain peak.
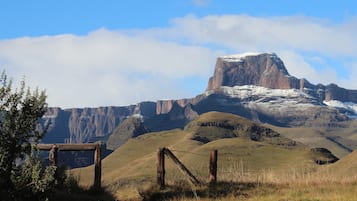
[206,52,299,91]
[206,52,357,105]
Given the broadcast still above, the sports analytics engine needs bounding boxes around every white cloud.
[277,51,340,85]
[169,15,357,56]
[1,14,357,108]
[0,29,219,108]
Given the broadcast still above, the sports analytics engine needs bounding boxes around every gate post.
[49,144,58,166]
[94,143,102,188]
[157,147,165,189]
[209,149,218,184]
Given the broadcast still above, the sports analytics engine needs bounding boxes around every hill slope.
[106,116,150,150]
[267,120,357,158]
[319,149,357,180]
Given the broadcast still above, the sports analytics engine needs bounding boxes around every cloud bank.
[0,14,356,108]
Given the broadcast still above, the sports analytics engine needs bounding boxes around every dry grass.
[92,150,357,200]
[137,162,357,201]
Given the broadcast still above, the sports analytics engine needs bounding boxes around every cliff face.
[42,106,135,143]
[42,101,196,143]
[43,103,160,143]
[206,53,303,90]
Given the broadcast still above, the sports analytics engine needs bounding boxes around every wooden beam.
[36,143,99,151]
[164,148,200,186]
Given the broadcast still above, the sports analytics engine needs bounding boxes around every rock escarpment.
[43,103,156,143]
[207,53,302,90]
[42,101,196,143]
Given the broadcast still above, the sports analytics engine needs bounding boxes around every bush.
[0,72,48,200]
[10,156,57,201]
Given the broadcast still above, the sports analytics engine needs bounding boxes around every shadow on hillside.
[139,181,277,201]
[52,186,116,201]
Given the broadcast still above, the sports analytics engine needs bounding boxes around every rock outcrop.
[206,53,301,90]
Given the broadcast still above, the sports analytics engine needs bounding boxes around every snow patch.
[219,85,313,100]
[131,113,144,119]
[126,113,144,122]
[205,85,318,112]
[324,100,357,118]
[42,115,57,119]
[220,52,273,62]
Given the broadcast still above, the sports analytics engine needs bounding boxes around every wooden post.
[209,149,218,184]
[157,148,165,189]
[49,145,58,166]
[164,148,200,186]
[94,143,102,188]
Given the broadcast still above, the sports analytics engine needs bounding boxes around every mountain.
[207,52,357,103]
[41,53,357,149]
[207,52,303,90]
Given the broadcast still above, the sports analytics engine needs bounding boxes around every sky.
[0,0,357,108]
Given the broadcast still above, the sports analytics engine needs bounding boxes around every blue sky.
[1,0,357,108]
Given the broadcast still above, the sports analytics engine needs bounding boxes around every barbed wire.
[168,148,246,159]
[168,149,209,157]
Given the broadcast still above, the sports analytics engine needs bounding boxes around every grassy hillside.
[268,126,348,158]
[267,120,357,159]
[106,116,149,150]
[71,112,340,200]
[318,150,357,181]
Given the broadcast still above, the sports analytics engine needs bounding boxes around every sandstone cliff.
[206,53,301,90]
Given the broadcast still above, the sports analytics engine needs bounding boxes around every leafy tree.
[0,72,49,200]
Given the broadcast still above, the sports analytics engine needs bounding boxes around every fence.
[36,143,102,188]
[157,147,218,189]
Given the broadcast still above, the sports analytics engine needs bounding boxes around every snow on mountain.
[324,100,357,118]
[206,85,316,103]
[219,85,313,100]
[205,85,357,119]
[205,85,320,113]
[220,52,274,62]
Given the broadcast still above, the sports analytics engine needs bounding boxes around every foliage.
[0,71,48,200]
[11,156,57,201]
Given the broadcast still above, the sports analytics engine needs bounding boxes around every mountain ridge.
[41,52,357,145]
